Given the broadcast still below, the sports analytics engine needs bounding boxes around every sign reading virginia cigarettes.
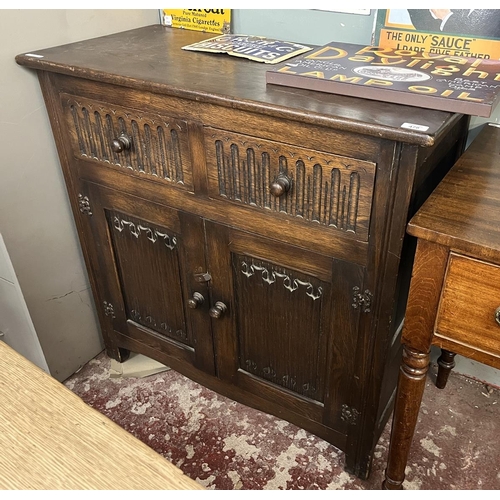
[162,9,231,34]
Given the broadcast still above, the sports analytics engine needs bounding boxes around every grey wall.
[0,10,159,381]
[232,9,375,46]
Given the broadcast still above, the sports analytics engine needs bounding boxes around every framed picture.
[374,9,500,59]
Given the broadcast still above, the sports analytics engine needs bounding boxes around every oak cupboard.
[16,25,469,479]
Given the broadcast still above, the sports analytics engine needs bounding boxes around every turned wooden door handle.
[111,133,132,153]
[188,292,205,309]
[209,301,227,319]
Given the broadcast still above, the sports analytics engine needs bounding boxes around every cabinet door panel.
[205,221,362,427]
[232,253,328,402]
[77,182,215,374]
[108,209,189,345]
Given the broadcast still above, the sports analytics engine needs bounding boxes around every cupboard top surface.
[16,24,461,146]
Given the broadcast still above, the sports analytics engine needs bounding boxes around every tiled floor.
[64,352,500,490]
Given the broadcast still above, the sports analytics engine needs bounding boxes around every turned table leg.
[382,345,430,490]
[436,349,456,389]
[382,239,449,490]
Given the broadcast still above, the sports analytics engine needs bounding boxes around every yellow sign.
[378,28,500,59]
[161,9,231,35]
[375,9,500,59]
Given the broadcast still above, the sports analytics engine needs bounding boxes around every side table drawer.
[60,93,194,191]
[435,253,500,358]
[204,127,376,242]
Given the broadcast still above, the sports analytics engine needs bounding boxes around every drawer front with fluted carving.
[435,253,500,359]
[204,127,376,241]
[61,93,194,191]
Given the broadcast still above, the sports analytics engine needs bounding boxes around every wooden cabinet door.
[76,181,215,374]
[204,220,364,430]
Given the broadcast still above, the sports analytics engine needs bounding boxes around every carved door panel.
[205,220,364,429]
[76,181,215,374]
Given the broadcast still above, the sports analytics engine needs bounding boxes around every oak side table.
[383,123,500,490]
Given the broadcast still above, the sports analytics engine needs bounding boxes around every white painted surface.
[0,234,50,374]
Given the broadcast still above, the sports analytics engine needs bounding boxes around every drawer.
[60,93,194,191]
[204,127,376,242]
[435,253,500,359]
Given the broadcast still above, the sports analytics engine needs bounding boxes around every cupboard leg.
[106,346,130,363]
[382,345,430,490]
[436,349,456,389]
[344,455,372,480]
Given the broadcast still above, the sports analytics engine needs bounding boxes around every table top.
[15,24,461,147]
[0,341,203,490]
[408,123,500,264]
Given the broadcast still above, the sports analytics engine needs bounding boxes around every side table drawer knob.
[495,307,500,326]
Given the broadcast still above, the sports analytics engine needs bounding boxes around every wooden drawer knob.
[209,301,227,319]
[111,133,132,153]
[270,174,291,197]
[495,306,500,326]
